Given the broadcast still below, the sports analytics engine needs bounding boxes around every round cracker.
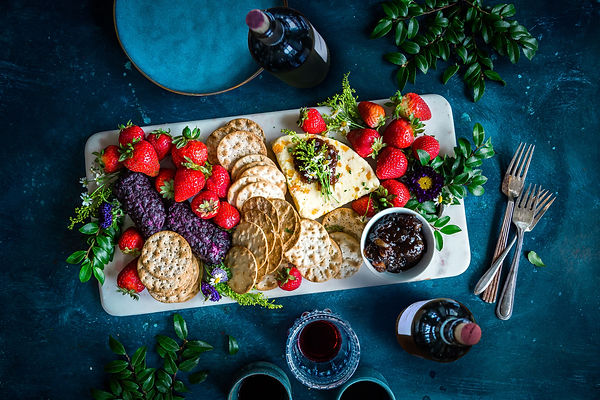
[327,237,343,279]
[149,259,202,303]
[255,273,278,291]
[139,231,193,280]
[234,160,277,182]
[266,234,283,274]
[226,246,258,294]
[231,154,276,181]
[242,196,279,233]
[206,126,231,165]
[330,231,363,279]
[217,131,267,171]
[322,208,367,241]
[232,221,268,271]
[286,219,332,282]
[239,164,287,194]
[242,209,275,256]
[138,257,197,296]
[270,198,300,250]
[227,176,267,205]
[235,181,284,210]
[225,118,265,141]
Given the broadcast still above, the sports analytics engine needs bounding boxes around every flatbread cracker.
[139,231,193,280]
[322,208,367,241]
[231,154,275,181]
[217,131,267,171]
[232,221,268,270]
[242,196,279,233]
[235,181,284,210]
[149,260,201,303]
[138,258,197,296]
[206,126,231,165]
[327,237,343,279]
[226,246,258,294]
[225,118,265,141]
[286,219,332,282]
[255,273,278,291]
[266,234,283,274]
[227,176,267,205]
[242,209,275,256]
[270,198,300,250]
[330,232,363,279]
[238,164,287,194]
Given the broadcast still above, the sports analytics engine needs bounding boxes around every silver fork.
[496,185,556,320]
[481,143,535,303]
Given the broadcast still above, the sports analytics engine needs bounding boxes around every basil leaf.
[397,67,409,91]
[131,346,147,368]
[442,64,459,84]
[407,18,419,39]
[440,225,462,235]
[109,336,126,356]
[141,370,155,392]
[178,357,199,372]
[173,379,188,393]
[80,222,99,235]
[189,370,209,384]
[66,250,86,264]
[434,216,450,228]
[434,230,443,251]
[104,360,129,373]
[228,335,239,355]
[415,54,428,74]
[186,340,213,353]
[163,355,177,375]
[173,314,188,340]
[472,123,484,146]
[371,18,393,39]
[395,21,406,45]
[382,2,399,19]
[416,149,430,165]
[458,138,471,157]
[384,52,407,66]
[401,40,420,54]
[79,261,92,283]
[156,335,180,352]
[91,389,115,400]
[93,266,105,285]
[527,251,546,267]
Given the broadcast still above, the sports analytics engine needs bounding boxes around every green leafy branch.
[371,0,538,101]
[92,314,212,400]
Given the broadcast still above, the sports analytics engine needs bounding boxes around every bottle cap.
[456,322,481,346]
[246,9,269,34]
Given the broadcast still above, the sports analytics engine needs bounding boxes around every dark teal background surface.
[1,0,599,399]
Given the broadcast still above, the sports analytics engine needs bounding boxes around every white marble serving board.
[84,94,470,316]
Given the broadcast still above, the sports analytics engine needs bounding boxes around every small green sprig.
[527,251,545,267]
[371,0,538,101]
[91,314,212,400]
[317,73,366,134]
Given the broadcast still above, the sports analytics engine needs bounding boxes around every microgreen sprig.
[317,73,366,134]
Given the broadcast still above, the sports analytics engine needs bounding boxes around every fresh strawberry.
[412,135,440,160]
[117,258,145,299]
[396,93,431,121]
[213,201,240,230]
[379,180,411,208]
[118,227,144,256]
[173,168,206,202]
[191,190,220,219]
[94,145,123,174]
[119,139,160,177]
[171,126,208,168]
[375,147,408,180]
[352,195,377,218]
[118,121,145,146]
[155,168,175,200]
[277,264,302,291]
[358,101,386,128]
[347,128,386,159]
[205,164,230,198]
[147,128,173,160]
[382,118,423,149]
[298,107,327,134]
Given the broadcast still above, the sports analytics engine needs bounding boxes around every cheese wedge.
[272,134,379,220]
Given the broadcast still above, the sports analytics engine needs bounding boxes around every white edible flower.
[339,121,350,134]
[79,177,88,187]
[80,193,92,207]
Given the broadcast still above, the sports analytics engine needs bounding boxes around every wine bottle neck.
[439,317,480,346]
[247,10,284,45]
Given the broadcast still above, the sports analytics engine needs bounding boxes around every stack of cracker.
[137,231,202,303]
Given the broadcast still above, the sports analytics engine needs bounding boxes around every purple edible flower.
[201,282,221,302]
[209,267,228,286]
[406,166,444,203]
[98,202,113,229]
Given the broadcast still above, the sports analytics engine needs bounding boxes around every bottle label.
[311,25,328,63]
[396,300,429,336]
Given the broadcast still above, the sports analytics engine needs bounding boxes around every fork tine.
[519,183,532,207]
[507,142,524,176]
[534,190,551,211]
[507,143,525,176]
[535,192,555,215]
[517,144,535,179]
[528,184,539,209]
[530,195,556,231]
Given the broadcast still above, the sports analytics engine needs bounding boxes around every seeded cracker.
[330,231,363,279]
[217,131,267,170]
[266,234,284,274]
[138,231,193,281]
[227,176,267,205]
[327,237,343,279]
[233,159,277,181]
[206,126,232,165]
[232,221,268,271]
[138,257,197,296]
[243,209,275,256]
[226,246,258,294]
[242,196,280,233]
[239,164,287,194]
[255,273,278,291]
[235,181,284,210]
[269,198,300,250]
[285,219,332,282]
[149,258,202,303]
[322,208,367,241]
[231,154,275,180]
[225,118,266,141]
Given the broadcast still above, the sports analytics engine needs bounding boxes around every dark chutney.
[364,213,426,273]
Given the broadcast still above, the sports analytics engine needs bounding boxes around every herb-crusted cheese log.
[272,134,379,219]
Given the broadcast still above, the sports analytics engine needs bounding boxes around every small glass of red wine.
[285,309,360,389]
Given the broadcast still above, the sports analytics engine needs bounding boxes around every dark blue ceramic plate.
[114,0,283,96]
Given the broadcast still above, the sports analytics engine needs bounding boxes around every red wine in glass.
[298,320,341,362]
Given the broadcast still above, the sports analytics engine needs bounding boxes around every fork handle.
[481,198,515,303]
[496,228,525,320]
[473,235,517,295]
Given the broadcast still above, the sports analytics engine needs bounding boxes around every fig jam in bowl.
[360,207,435,281]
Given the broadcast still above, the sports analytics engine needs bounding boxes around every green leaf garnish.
[173,313,188,340]
[109,336,126,356]
[527,251,546,267]
[228,335,239,355]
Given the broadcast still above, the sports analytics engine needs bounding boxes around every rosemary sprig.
[371,0,538,101]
